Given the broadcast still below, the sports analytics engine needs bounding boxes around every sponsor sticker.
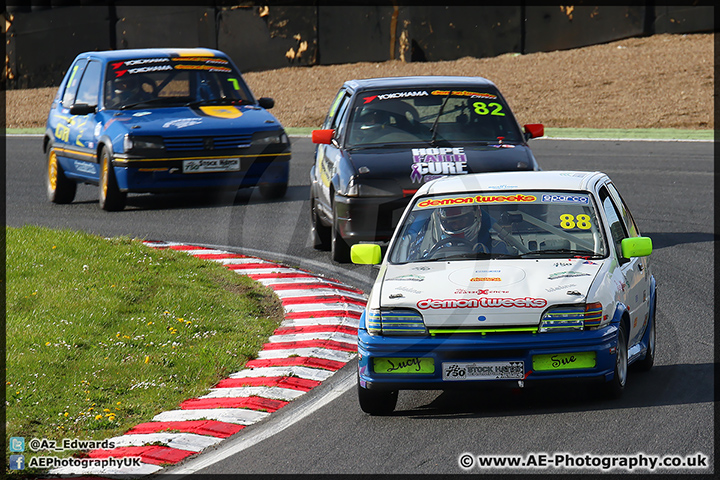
[541,193,590,204]
[386,275,424,282]
[163,118,202,129]
[416,194,537,208]
[183,158,240,173]
[410,147,468,183]
[443,361,524,380]
[548,271,592,280]
[417,297,547,309]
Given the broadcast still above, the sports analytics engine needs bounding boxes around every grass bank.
[5,225,283,466]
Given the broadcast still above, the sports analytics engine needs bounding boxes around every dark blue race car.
[310,76,544,262]
[44,48,290,211]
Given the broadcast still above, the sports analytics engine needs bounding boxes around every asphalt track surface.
[5,135,715,475]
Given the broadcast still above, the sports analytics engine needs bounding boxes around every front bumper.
[358,322,620,391]
[334,194,413,243]
[113,154,290,193]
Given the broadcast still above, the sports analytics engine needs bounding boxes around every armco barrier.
[3,5,715,90]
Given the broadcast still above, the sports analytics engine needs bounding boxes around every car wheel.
[46,145,77,204]
[634,297,656,372]
[358,381,398,415]
[331,202,351,263]
[605,323,628,398]
[311,195,330,250]
[99,148,126,211]
[259,182,287,200]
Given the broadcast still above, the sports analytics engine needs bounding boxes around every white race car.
[351,170,656,415]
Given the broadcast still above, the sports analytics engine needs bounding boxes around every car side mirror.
[523,123,544,140]
[258,97,274,109]
[351,244,382,265]
[69,103,97,115]
[312,129,335,145]
[621,236,653,258]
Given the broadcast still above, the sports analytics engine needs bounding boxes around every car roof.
[419,171,609,196]
[78,48,229,62]
[343,76,498,92]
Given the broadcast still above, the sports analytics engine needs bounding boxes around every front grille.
[428,326,539,336]
[163,134,252,152]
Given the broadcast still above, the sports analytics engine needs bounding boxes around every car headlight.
[366,308,427,336]
[251,130,288,146]
[123,135,164,152]
[539,302,603,332]
[345,176,397,197]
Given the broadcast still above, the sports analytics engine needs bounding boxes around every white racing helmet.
[438,206,481,239]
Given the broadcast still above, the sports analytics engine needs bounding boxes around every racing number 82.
[473,102,505,116]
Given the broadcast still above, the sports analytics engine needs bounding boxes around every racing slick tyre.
[311,196,331,250]
[358,381,398,415]
[46,144,77,204]
[259,182,287,200]
[605,323,629,399]
[331,204,351,263]
[99,148,127,211]
[633,296,656,372]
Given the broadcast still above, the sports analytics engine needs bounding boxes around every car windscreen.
[103,56,253,109]
[389,191,607,263]
[345,88,523,148]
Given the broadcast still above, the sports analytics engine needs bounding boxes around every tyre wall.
[4,4,715,89]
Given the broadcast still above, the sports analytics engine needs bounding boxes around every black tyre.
[310,196,331,250]
[331,205,351,263]
[358,382,398,415]
[634,297,656,372]
[259,182,287,200]
[46,145,77,204]
[99,148,126,211]
[605,323,628,399]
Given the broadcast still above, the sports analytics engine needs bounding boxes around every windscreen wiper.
[529,248,603,258]
[429,93,451,146]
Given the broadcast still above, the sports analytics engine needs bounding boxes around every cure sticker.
[416,193,537,208]
[198,106,243,119]
[411,147,467,183]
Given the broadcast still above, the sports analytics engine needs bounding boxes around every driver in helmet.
[435,205,508,255]
[111,75,153,107]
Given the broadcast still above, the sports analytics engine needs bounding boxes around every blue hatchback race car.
[44,48,291,210]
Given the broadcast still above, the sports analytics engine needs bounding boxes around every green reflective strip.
[532,352,596,371]
[429,327,537,336]
[373,357,435,374]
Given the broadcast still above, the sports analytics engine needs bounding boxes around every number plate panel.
[183,158,241,173]
[442,361,524,381]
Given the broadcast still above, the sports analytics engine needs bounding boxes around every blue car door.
[63,59,104,182]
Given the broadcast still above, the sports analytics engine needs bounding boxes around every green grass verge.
[8,126,714,140]
[5,225,284,469]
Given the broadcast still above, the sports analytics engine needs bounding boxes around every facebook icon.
[10,455,25,470]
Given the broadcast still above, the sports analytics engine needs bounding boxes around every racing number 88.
[560,214,592,230]
[473,102,505,116]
